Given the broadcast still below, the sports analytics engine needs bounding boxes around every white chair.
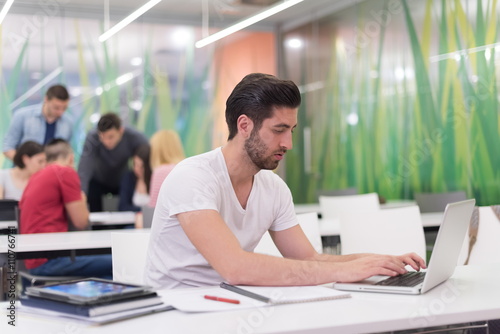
[459,206,500,265]
[414,191,467,213]
[319,193,380,220]
[141,206,155,228]
[112,231,151,284]
[254,212,323,257]
[338,205,427,260]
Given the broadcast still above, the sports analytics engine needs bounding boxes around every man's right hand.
[333,252,426,283]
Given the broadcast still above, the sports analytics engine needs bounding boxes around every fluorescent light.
[195,0,303,48]
[0,0,14,25]
[430,42,500,63]
[115,73,134,86]
[10,67,63,110]
[99,0,162,42]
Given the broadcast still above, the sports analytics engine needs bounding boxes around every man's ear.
[237,115,253,139]
[119,126,125,135]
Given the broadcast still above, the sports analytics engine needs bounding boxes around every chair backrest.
[112,231,151,284]
[102,194,120,212]
[316,187,358,198]
[414,191,467,213]
[0,199,18,221]
[319,193,380,220]
[254,212,323,257]
[338,205,427,260]
[459,206,500,265]
[141,206,155,228]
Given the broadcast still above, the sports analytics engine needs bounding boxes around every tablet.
[25,278,153,305]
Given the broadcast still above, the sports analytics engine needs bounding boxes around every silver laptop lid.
[420,199,475,293]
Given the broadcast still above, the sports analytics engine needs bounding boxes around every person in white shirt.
[145,73,426,289]
[0,141,46,200]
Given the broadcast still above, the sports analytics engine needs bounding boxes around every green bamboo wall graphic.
[283,0,500,205]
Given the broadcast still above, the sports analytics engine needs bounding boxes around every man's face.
[44,97,69,120]
[99,128,124,150]
[244,107,297,170]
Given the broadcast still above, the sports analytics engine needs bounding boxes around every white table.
[0,229,147,259]
[1,264,498,334]
[0,221,16,231]
[294,200,416,216]
[318,212,443,237]
[0,211,136,232]
[89,211,136,226]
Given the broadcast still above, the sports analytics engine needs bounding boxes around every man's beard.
[244,129,285,170]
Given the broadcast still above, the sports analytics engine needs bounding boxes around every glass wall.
[281,0,500,205]
[0,9,275,166]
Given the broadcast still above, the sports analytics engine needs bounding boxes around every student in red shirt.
[20,139,112,279]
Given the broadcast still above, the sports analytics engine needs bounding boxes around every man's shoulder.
[178,148,220,168]
[124,126,147,140]
[12,105,41,118]
[43,164,78,177]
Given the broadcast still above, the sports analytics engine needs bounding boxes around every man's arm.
[3,112,24,160]
[178,210,425,286]
[65,191,89,230]
[77,133,98,194]
[270,225,426,267]
[3,150,15,160]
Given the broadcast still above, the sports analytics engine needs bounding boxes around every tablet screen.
[41,280,138,298]
[26,278,150,304]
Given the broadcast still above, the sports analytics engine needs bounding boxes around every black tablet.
[25,278,153,305]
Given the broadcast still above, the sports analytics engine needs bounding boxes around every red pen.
[204,295,240,304]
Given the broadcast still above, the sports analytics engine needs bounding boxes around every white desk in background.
[294,200,416,216]
[319,212,442,237]
[0,211,136,232]
[0,221,16,231]
[1,264,498,334]
[89,211,136,227]
[0,229,147,260]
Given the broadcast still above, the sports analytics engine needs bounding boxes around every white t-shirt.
[0,169,23,201]
[144,147,298,289]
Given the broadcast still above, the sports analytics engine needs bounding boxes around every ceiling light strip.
[10,67,63,110]
[99,0,162,42]
[195,0,303,48]
[429,42,500,63]
[0,0,15,24]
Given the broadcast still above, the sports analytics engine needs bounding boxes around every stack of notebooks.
[20,278,172,324]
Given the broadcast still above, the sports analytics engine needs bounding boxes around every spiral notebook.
[161,284,350,312]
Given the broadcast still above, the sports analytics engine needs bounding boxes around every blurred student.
[20,139,112,279]
[78,113,148,212]
[148,130,185,207]
[3,85,73,160]
[0,141,46,200]
[118,144,152,212]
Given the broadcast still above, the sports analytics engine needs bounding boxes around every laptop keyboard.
[375,271,426,287]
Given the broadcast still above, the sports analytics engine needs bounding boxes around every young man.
[20,139,112,279]
[78,113,148,212]
[3,84,73,160]
[145,73,426,289]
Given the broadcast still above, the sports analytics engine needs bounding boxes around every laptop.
[333,199,475,295]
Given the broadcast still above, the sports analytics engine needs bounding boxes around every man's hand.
[334,252,426,283]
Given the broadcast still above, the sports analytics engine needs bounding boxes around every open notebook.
[161,284,350,312]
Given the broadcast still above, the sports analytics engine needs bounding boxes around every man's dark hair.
[45,85,69,101]
[225,73,301,140]
[13,141,44,168]
[134,144,152,193]
[45,138,72,163]
[98,113,122,132]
